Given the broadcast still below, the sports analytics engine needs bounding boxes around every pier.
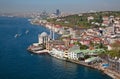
[27,45,49,55]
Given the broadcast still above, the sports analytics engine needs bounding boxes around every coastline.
[48,51,120,79]
[65,59,120,79]
[29,20,120,79]
[27,47,120,79]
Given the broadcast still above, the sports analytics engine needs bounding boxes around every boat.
[8,15,14,18]
[28,19,31,21]
[25,30,29,34]
[14,33,21,38]
[14,34,19,38]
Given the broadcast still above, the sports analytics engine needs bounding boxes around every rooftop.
[40,32,48,37]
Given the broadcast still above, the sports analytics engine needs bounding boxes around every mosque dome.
[40,32,48,37]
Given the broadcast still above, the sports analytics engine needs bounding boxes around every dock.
[28,49,49,54]
[27,45,49,55]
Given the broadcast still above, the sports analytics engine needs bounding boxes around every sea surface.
[0,16,112,79]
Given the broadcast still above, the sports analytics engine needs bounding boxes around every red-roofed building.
[103,16,109,21]
[70,38,78,44]
[80,40,91,45]
[107,40,120,50]
[102,16,109,26]
[92,37,102,43]
[69,44,74,48]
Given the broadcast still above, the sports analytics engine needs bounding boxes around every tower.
[56,9,61,16]
[50,29,52,40]
[52,25,55,40]
[49,25,55,40]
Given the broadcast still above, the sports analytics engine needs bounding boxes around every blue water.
[0,16,112,79]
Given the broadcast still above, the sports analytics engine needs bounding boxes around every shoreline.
[65,59,119,79]
[49,52,119,79]
[29,20,120,79]
[48,52,120,79]
[27,48,120,79]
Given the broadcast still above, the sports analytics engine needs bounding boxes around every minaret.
[52,25,55,40]
[50,29,52,40]
[113,24,115,34]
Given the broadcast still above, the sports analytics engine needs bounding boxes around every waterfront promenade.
[66,59,120,79]
[28,46,120,79]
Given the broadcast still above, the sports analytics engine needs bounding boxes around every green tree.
[108,41,120,58]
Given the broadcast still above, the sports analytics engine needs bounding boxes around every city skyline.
[0,0,120,13]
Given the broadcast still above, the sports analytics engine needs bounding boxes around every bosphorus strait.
[0,17,112,79]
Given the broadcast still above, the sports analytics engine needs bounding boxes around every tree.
[80,45,88,50]
[84,55,90,59]
[98,15,103,23]
[108,41,120,58]
[78,43,88,50]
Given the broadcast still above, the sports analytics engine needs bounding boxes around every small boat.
[25,30,29,34]
[14,33,21,38]
[31,54,33,56]
[14,34,19,38]
[8,16,14,18]
[28,19,31,21]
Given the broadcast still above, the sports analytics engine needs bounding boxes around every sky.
[0,0,120,13]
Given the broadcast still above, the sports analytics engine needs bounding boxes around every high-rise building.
[56,9,61,16]
[40,10,48,19]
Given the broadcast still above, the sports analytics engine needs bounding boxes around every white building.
[49,46,66,60]
[68,49,84,60]
[88,16,94,22]
[68,45,84,60]
[38,32,50,44]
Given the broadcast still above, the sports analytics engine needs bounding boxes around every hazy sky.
[0,0,120,13]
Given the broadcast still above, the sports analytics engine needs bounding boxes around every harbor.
[27,45,49,55]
